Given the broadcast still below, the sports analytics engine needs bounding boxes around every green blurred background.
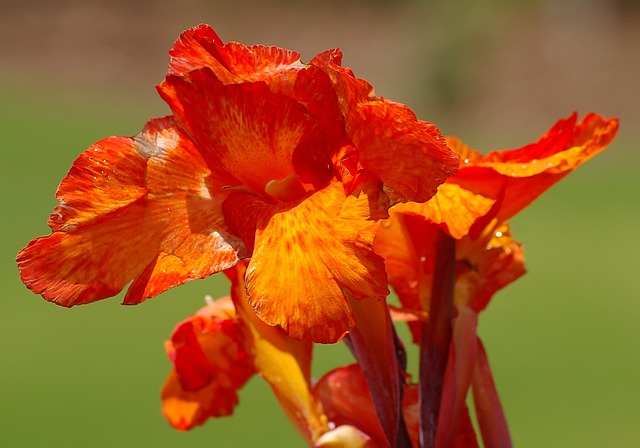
[2,0,639,446]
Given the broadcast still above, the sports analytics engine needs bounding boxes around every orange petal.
[167,24,302,84]
[312,50,459,204]
[161,297,255,430]
[17,117,245,306]
[455,113,619,223]
[374,212,442,342]
[170,28,300,83]
[167,24,225,77]
[159,70,330,196]
[391,183,496,239]
[456,222,526,312]
[228,261,328,443]
[350,100,459,204]
[168,26,345,153]
[226,182,388,343]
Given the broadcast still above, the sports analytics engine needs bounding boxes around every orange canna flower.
[163,260,403,446]
[16,24,458,344]
[374,112,618,447]
[162,260,328,443]
[161,295,255,430]
[376,112,618,334]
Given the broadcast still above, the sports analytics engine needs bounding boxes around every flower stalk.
[419,230,456,448]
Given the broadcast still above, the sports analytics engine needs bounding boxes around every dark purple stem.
[419,230,456,448]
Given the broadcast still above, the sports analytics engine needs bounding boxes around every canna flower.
[162,260,328,443]
[374,112,619,446]
[16,24,458,344]
[163,260,402,447]
[376,112,619,331]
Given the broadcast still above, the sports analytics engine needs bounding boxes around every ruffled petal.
[161,296,255,430]
[167,25,345,152]
[167,24,301,82]
[17,117,245,306]
[159,70,331,196]
[225,182,388,343]
[349,100,459,204]
[312,49,459,204]
[454,113,619,223]
[166,24,225,77]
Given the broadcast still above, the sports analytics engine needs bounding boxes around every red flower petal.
[167,25,345,148]
[166,24,225,77]
[167,24,301,83]
[454,113,619,225]
[312,49,459,204]
[314,364,420,448]
[224,182,388,343]
[349,100,459,204]
[314,364,388,446]
[159,69,331,196]
[17,117,245,306]
[456,223,526,312]
[161,298,255,430]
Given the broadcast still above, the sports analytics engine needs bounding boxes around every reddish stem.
[419,230,456,448]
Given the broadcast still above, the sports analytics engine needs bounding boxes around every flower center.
[265,173,310,202]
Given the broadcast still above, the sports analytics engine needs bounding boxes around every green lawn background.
[2,20,639,448]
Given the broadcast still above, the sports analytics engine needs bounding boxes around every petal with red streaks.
[225,182,388,343]
[390,183,495,239]
[159,70,330,195]
[17,117,245,306]
[454,113,619,223]
[312,50,459,204]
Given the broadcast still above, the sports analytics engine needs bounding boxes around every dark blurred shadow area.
[1,0,638,142]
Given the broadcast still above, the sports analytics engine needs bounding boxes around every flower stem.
[345,295,412,448]
[419,230,456,448]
